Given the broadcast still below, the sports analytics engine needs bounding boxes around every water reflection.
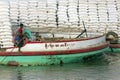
[0,66,18,80]
[0,53,120,80]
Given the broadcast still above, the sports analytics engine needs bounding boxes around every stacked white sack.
[106,25,118,32]
[68,0,78,27]
[117,0,120,21]
[27,1,39,28]
[9,1,19,26]
[107,1,118,22]
[46,0,57,27]
[37,1,47,28]
[57,0,68,27]
[88,0,98,22]
[19,1,28,26]
[0,1,13,48]
[79,0,89,22]
[98,2,108,22]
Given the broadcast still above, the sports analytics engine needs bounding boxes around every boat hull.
[0,44,108,66]
[109,44,120,52]
[0,35,109,66]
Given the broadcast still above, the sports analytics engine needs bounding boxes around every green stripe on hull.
[111,48,120,53]
[0,47,109,66]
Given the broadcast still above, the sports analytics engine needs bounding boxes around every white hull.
[6,35,106,52]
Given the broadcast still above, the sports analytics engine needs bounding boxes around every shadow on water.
[82,52,120,66]
[0,52,120,80]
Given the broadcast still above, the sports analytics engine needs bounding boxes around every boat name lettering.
[45,43,75,49]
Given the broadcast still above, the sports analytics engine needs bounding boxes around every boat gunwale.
[29,35,105,43]
[109,44,120,48]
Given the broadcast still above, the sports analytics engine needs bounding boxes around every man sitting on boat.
[14,23,25,52]
[14,23,32,52]
[17,23,24,52]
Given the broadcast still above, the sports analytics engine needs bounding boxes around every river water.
[0,52,120,80]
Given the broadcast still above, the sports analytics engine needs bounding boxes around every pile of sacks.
[68,0,78,27]
[57,0,68,27]
[0,1,13,48]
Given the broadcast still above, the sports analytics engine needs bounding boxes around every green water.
[0,52,120,80]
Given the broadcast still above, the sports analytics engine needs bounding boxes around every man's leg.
[18,37,23,52]
[18,47,20,52]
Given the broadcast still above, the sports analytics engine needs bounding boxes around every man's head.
[20,23,24,28]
